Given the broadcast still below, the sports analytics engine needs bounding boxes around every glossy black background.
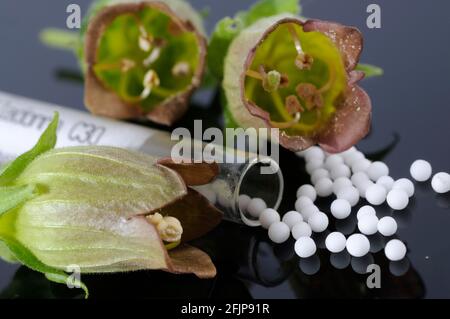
[0,0,449,298]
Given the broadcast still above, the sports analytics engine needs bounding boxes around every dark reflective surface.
[0,0,449,298]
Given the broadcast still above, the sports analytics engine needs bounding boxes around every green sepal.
[39,28,80,52]
[45,273,89,299]
[0,234,88,298]
[0,113,59,186]
[208,0,301,80]
[0,185,36,216]
[356,63,384,78]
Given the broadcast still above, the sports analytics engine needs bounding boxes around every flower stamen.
[94,58,136,73]
[287,24,314,70]
[270,112,301,129]
[147,213,183,243]
[172,61,191,77]
[140,69,160,100]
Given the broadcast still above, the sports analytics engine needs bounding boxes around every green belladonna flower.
[223,14,373,153]
[0,114,222,298]
[41,0,207,126]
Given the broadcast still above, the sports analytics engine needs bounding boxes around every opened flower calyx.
[223,14,373,153]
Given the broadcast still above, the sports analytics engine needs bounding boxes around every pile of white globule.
[239,146,450,265]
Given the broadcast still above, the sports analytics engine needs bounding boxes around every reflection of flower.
[224,15,372,153]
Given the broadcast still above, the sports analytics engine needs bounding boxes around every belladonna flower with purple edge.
[223,14,372,153]
[41,0,207,126]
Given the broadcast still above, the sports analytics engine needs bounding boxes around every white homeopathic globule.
[259,208,280,229]
[295,237,317,258]
[291,222,312,239]
[357,205,377,220]
[386,189,409,210]
[308,212,329,233]
[268,222,290,244]
[325,232,347,253]
[330,199,351,219]
[358,215,379,235]
[346,234,370,257]
[365,184,387,205]
[431,172,450,194]
[378,216,398,236]
[410,160,432,182]
[282,211,303,229]
[246,197,267,218]
[385,239,407,261]
[296,184,317,201]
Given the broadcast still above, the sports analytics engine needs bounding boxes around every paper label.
[0,91,166,164]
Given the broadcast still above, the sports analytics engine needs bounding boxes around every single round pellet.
[410,159,432,182]
[268,222,290,244]
[367,161,389,182]
[351,159,372,173]
[306,161,323,175]
[345,151,365,167]
[296,184,317,201]
[386,189,409,210]
[351,171,370,187]
[346,234,370,257]
[300,204,319,222]
[431,172,450,194]
[246,198,267,218]
[337,186,360,206]
[315,178,334,197]
[357,205,377,220]
[311,168,329,185]
[365,184,387,205]
[238,194,251,212]
[330,164,351,180]
[295,237,317,258]
[304,146,325,162]
[259,208,280,229]
[282,211,303,229]
[325,154,344,170]
[308,212,329,233]
[358,215,379,235]
[378,216,398,236]
[357,179,374,198]
[295,196,313,212]
[385,239,407,261]
[292,222,312,239]
[332,177,353,195]
[340,147,357,162]
[377,176,395,192]
[325,232,347,253]
[330,199,352,219]
[392,178,415,197]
